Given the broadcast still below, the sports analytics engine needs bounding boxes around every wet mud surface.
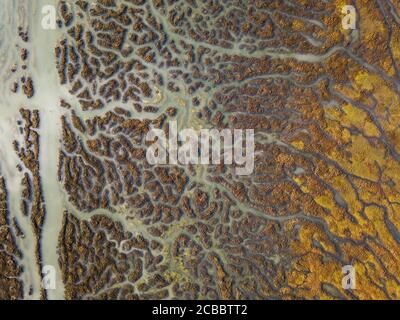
[0,0,400,300]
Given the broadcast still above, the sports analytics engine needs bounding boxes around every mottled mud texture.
[14,109,47,299]
[52,0,400,300]
[1,0,400,300]
[0,178,23,299]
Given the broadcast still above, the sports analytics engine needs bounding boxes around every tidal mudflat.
[0,0,399,300]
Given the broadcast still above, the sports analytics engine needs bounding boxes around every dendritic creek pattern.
[0,0,399,300]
